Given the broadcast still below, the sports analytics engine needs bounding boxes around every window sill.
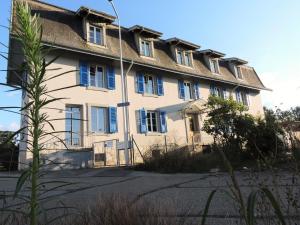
[86,86,109,92]
[89,132,110,136]
[212,72,221,76]
[146,132,164,136]
[140,55,156,61]
[143,93,159,98]
[87,42,107,49]
[176,63,194,69]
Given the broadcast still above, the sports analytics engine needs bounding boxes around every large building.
[7,0,269,170]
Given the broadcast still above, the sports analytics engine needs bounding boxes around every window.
[210,85,227,99]
[184,82,193,100]
[66,106,81,146]
[241,92,248,106]
[91,107,107,133]
[89,65,105,88]
[236,66,243,79]
[236,90,249,106]
[176,49,193,67]
[140,39,152,57]
[144,74,156,95]
[210,59,220,74]
[89,25,103,45]
[147,111,159,132]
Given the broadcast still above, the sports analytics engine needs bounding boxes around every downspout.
[124,60,134,149]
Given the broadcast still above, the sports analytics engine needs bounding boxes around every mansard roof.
[8,0,268,91]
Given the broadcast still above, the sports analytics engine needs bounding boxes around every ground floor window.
[91,106,107,133]
[147,111,159,132]
[65,106,81,146]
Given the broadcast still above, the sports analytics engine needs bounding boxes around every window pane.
[184,82,191,99]
[152,112,157,132]
[185,53,191,66]
[177,50,183,64]
[147,112,152,131]
[89,26,95,43]
[98,108,106,132]
[145,42,151,57]
[144,75,155,94]
[95,28,102,45]
[90,66,96,86]
[91,107,98,132]
[65,107,81,146]
[96,67,104,88]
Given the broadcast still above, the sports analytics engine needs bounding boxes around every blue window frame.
[89,25,103,45]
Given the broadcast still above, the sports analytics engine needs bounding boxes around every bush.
[134,146,255,173]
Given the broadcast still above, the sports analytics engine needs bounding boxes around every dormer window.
[210,58,220,74]
[140,39,152,57]
[176,48,193,67]
[236,66,243,79]
[89,25,104,45]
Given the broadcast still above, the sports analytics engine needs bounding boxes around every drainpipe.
[107,0,130,166]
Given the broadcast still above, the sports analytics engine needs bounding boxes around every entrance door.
[65,106,82,146]
[187,114,200,143]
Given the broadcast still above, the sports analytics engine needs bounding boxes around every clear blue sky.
[0,0,300,131]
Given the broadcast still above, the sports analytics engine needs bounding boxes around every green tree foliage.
[203,96,286,159]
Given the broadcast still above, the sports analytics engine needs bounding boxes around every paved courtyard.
[0,168,299,224]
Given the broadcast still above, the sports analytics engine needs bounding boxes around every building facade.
[7,0,269,170]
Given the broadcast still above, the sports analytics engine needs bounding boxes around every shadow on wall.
[41,149,93,170]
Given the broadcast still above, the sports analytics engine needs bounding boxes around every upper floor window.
[236,90,249,106]
[210,58,220,74]
[235,66,243,79]
[89,65,105,88]
[210,85,228,99]
[136,72,164,96]
[89,25,103,45]
[144,74,156,95]
[184,81,192,100]
[79,61,116,90]
[178,80,200,100]
[176,49,193,67]
[140,39,152,57]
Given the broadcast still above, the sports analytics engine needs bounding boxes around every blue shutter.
[137,72,144,93]
[236,90,242,103]
[79,61,88,86]
[178,80,185,99]
[108,107,117,133]
[194,82,200,99]
[107,66,115,90]
[160,111,167,133]
[209,85,215,96]
[157,76,164,96]
[139,108,147,133]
